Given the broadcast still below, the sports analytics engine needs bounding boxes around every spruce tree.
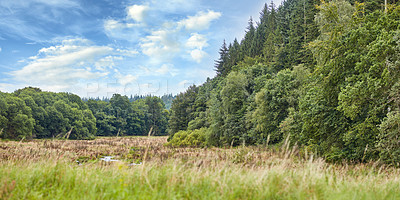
[215,40,229,76]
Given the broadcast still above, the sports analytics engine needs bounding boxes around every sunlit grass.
[0,137,399,199]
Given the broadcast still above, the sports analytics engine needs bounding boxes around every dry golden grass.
[0,136,398,174]
[1,137,400,199]
[0,136,291,166]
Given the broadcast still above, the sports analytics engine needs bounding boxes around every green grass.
[1,137,400,199]
[1,159,400,199]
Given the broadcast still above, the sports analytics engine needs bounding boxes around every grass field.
[0,137,400,199]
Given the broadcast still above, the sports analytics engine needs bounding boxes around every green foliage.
[0,87,169,139]
[166,128,207,147]
[167,0,400,163]
[378,111,400,165]
[168,85,198,138]
[145,96,169,136]
[252,65,310,144]
[87,94,169,137]
[0,93,34,139]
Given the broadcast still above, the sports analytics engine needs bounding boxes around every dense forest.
[0,87,169,139]
[167,0,400,164]
[2,0,400,165]
[82,94,175,110]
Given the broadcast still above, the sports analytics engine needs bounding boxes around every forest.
[0,87,170,140]
[167,0,400,164]
[1,0,400,166]
[3,0,400,199]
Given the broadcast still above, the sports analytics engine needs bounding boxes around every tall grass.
[1,137,400,199]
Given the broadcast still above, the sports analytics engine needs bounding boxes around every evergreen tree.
[215,40,229,76]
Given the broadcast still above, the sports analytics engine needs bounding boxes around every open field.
[0,137,400,199]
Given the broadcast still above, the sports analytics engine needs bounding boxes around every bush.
[166,128,207,147]
[377,111,400,165]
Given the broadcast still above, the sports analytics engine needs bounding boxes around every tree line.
[167,0,400,164]
[0,87,169,140]
[82,94,175,110]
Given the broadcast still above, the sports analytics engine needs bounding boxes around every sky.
[0,0,280,98]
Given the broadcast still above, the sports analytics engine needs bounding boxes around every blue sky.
[0,0,279,97]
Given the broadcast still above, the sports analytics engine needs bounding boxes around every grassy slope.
[0,137,399,200]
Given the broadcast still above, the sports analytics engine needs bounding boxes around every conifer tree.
[241,17,256,57]
[215,40,229,76]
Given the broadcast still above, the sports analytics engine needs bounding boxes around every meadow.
[0,137,400,200]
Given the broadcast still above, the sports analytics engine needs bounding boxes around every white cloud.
[155,64,179,76]
[116,49,138,57]
[0,47,2,52]
[95,56,123,71]
[178,10,221,31]
[185,33,209,63]
[139,13,218,63]
[130,64,179,77]
[155,64,170,75]
[140,29,181,61]
[103,2,221,64]
[0,83,22,93]
[103,19,141,42]
[190,49,207,63]
[127,5,149,22]
[104,19,124,30]
[10,38,137,92]
[115,73,138,86]
[139,10,219,62]
[186,33,208,49]
[138,65,152,74]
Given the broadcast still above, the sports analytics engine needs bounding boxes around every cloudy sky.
[0,0,279,98]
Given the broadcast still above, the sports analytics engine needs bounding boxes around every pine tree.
[241,17,256,57]
[215,40,229,76]
[250,4,270,57]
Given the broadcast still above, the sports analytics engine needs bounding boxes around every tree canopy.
[168,0,400,164]
[0,88,169,139]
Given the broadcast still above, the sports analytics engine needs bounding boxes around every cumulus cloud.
[190,49,207,63]
[140,29,180,61]
[104,2,221,64]
[178,10,221,31]
[127,5,149,22]
[12,39,112,90]
[186,33,209,63]
[186,33,208,49]
[0,47,2,52]
[10,38,137,92]
[139,14,218,63]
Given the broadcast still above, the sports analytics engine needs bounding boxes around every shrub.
[377,111,400,165]
[166,128,207,147]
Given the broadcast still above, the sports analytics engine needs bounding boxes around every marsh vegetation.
[1,137,400,199]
